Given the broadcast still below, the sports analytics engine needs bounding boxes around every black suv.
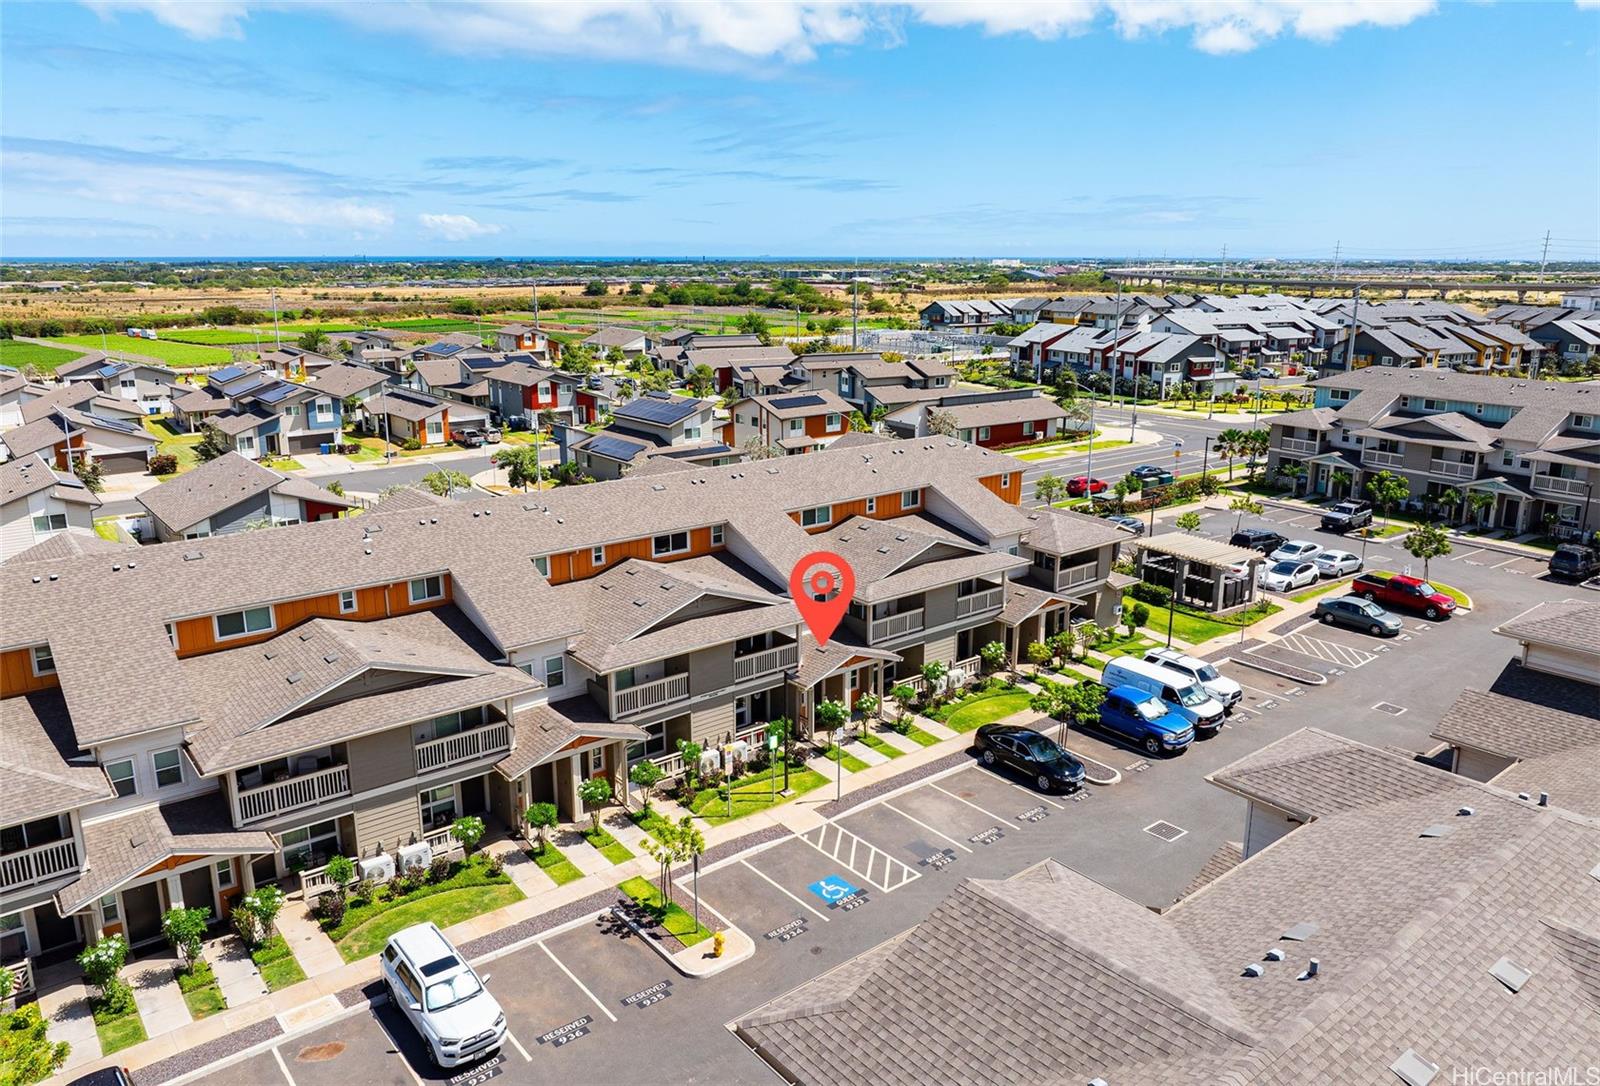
[1128,464,1176,487]
[1319,499,1373,533]
[1548,544,1600,581]
[1230,527,1288,554]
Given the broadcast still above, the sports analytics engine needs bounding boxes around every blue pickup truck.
[1095,684,1195,757]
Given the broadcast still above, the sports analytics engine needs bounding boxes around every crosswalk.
[1271,631,1377,669]
[800,821,920,893]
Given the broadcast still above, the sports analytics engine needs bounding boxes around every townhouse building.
[493,324,554,358]
[0,367,46,429]
[1528,318,1600,374]
[483,361,576,428]
[562,392,722,480]
[917,298,1008,331]
[0,437,1129,993]
[170,364,345,460]
[17,382,146,426]
[1,404,156,476]
[55,356,184,416]
[364,388,490,448]
[308,362,392,413]
[0,454,102,563]
[672,342,794,390]
[136,452,356,542]
[581,327,649,358]
[884,389,1078,449]
[724,390,853,453]
[257,348,340,382]
[1265,368,1600,537]
[406,357,492,409]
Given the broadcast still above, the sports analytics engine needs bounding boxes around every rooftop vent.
[30,576,40,584]
[1281,922,1318,942]
[1457,805,1475,817]
[285,672,303,684]
[1390,1049,1439,1086]
[633,599,647,607]
[1538,791,1549,807]
[652,485,666,492]
[1489,956,1531,993]
[183,551,204,561]
[1264,949,1285,962]
[48,573,58,581]
[127,561,136,569]
[1297,958,1319,981]
[1420,824,1452,839]
[1242,963,1264,978]
[323,653,339,664]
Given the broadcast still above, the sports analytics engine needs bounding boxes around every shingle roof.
[495,697,647,779]
[311,363,391,399]
[1,452,98,508]
[939,394,1068,430]
[1,413,76,457]
[136,451,280,532]
[4,531,133,565]
[0,690,115,825]
[582,327,647,349]
[612,392,707,426]
[1493,598,1600,657]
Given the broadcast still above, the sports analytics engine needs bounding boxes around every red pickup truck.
[1350,572,1456,620]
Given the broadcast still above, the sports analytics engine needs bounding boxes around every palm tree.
[1330,468,1352,500]
[1217,428,1245,480]
[1278,461,1307,496]
[1466,489,1495,528]
[1438,487,1464,525]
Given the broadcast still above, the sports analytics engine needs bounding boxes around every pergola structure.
[1132,534,1264,613]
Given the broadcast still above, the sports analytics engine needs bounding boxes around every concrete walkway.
[842,738,889,766]
[126,952,192,1038]
[274,900,344,977]
[871,726,925,754]
[34,965,99,1072]
[553,826,615,877]
[206,935,270,1008]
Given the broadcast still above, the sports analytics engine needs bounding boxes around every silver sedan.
[1314,550,1363,577]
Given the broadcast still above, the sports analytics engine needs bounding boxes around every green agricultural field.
[45,334,233,367]
[373,318,486,332]
[161,323,361,345]
[0,339,88,372]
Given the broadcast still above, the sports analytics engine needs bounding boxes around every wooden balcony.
[955,586,1004,618]
[1532,473,1588,497]
[869,608,925,643]
[1279,436,1321,454]
[611,673,690,718]
[1,838,78,891]
[236,764,351,825]
[733,643,799,682]
[1056,563,1100,591]
[415,721,512,774]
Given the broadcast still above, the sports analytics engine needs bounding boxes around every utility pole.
[851,258,859,349]
[1218,245,1227,290]
[1538,230,1552,283]
[1332,240,1341,280]
[271,288,281,348]
[1343,284,1363,373]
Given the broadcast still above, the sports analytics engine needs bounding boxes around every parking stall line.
[272,1045,298,1086]
[1491,555,1523,569]
[930,782,1015,825]
[881,802,975,853]
[800,821,919,893]
[540,942,618,1023]
[505,1030,533,1062]
[1004,780,1065,809]
[370,1011,428,1086]
[1449,548,1484,562]
[740,859,830,921]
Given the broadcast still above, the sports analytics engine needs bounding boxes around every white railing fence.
[0,839,78,891]
[612,673,690,716]
[870,608,925,642]
[734,643,798,682]
[955,587,1004,617]
[415,721,512,773]
[237,764,351,824]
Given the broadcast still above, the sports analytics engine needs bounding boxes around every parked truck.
[1350,571,1456,620]
[1319,499,1373,533]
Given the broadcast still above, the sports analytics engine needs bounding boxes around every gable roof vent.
[1390,1049,1439,1086]
[1420,824,1452,839]
[1457,805,1475,816]
[1489,956,1531,993]
[183,550,204,561]
[285,671,304,685]
[1281,921,1318,941]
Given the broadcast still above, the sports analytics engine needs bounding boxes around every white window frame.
[30,645,55,676]
[825,413,841,431]
[339,589,357,614]
[152,748,184,789]
[419,785,458,831]
[236,434,256,455]
[591,545,605,566]
[425,418,444,438]
[314,399,333,422]
[1022,421,1035,436]
[99,894,120,923]
[788,418,804,434]
[683,425,701,440]
[652,531,689,557]
[31,512,67,536]
[978,426,991,441]
[280,819,340,871]
[537,382,552,400]
[215,859,235,889]
[901,489,922,509]
[215,605,273,641]
[544,655,565,689]
[710,524,724,546]
[533,556,550,577]
[800,505,831,528]
[165,623,176,648]
[106,759,136,798]
[408,575,443,603]
[866,496,877,514]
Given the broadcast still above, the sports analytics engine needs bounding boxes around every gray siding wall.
[352,789,421,856]
[923,584,959,629]
[346,724,418,794]
[688,696,736,749]
[688,643,734,697]
[922,630,958,664]
[209,492,273,536]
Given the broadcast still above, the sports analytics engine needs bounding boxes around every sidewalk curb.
[608,905,753,978]
[1219,652,1328,685]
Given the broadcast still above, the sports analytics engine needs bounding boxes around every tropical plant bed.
[328,855,523,962]
[1128,595,1283,645]
[527,841,585,886]
[823,744,870,773]
[1358,524,1408,539]
[857,733,905,759]
[91,993,146,1056]
[251,935,306,992]
[687,762,827,826]
[616,877,712,949]
[177,960,227,1020]
[582,825,635,864]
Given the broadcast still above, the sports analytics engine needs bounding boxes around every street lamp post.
[1201,435,1212,478]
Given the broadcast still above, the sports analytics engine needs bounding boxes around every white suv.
[381,922,506,1068]
[1143,648,1242,710]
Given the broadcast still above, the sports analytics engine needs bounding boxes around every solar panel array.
[615,396,697,424]
[770,393,826,410]
[586,434,648,461]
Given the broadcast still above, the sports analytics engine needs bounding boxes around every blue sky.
[2,1,1596,259]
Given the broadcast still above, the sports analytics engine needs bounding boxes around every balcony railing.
[1361,449,1405,470]
[1279,436,1321,454]
[870,608,925,642]
[1057,563,1099,591]
[237,764,351,824]
[1427,459,1478,481]
[5,958,34,998]
[1532,473,1588,497]
[415,721,512,773]
[1,839,79,891]
[955,586,1004,618]
[612,673,690,717]
[734,643,799,682]
[648,750,686,779]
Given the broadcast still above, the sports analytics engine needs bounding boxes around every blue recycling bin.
[320,443,331,454]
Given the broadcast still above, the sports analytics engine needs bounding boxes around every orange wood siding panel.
[0,647,59,698]
[789,489,915,534]
[980,472,1022,504]
[545,527,722,585]
[804,414,843,438]
[174,582,432,658]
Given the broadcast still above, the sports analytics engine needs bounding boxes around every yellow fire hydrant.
[713,931,726,958]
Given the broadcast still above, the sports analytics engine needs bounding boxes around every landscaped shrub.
[76,935,128,1002]
[160,906,210,969]
[351,878,377,905]
[147,453,178,475]
[427,856,452,884]
[0,1003,70,1085]
[485,854,505,878]
[316,892,346,927]
[1128,582,1172,607]
[401,437,422,451]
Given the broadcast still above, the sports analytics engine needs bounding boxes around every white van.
[1102,657,1226,735]
[381,922,506,1067]
[1142,648,1242,710]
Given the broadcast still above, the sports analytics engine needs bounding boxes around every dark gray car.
[1315,595,1402,637]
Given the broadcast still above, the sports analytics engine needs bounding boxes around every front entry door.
[460,775,487,815]
[179,866,215,923]
[33,903,81,955]
[123,883,164,947]
[1501,499,1520,529]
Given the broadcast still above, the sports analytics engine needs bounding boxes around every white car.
[381,923,506,1068]
[1269,540,1323,564]
[1314,550,1363,577]
[1143,647,1243,710]
[1259,560,1319,591]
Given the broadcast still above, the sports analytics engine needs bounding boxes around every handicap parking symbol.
[808,875,859,905]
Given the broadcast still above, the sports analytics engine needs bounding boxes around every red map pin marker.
[790,551,856,648]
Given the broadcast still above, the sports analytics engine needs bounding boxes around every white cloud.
[418,213,504,241]
[80,0,1450,61]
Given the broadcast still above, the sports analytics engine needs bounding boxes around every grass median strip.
[824,744,870,772]
[327,855,524,962]
[177,961,227,1020]
[857,733,905,759]
[618,876,712,948]
[529,841,585,885]
[688,761,827,826]
[1290,580,1348,604]
[582,825,635,864]
[1129,594,1283,645]
[251,935,306,992]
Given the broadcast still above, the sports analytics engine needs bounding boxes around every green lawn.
[374,318,486,333]
[1129,595,1284,645]
[582,825,635,864]
[857,733,905,759]
[45,334,233,367]
[617,876,712,947]
[142,415,203,477]
[328,856,522,961]
[251,935,306,991]
[1289,580,1349,604]
[903,724,942,747]
[1012,437,1134,462]
[181,982,226,1020]
[0,339,87,371]
[940,692,1034,732]
[629,807,673,843]
[260,457,306,472]
[688,762,828,826]
[161,323,362,345]
[1359,523,1409,539]
[529,841,585,885]
[93,1002,146,1056]
[824,744,870,773]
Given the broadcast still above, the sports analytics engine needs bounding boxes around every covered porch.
[790,633,902,740]
[999,582,1080,668]
[497,698,649,826]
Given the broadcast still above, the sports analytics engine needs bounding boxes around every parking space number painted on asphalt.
[969,826,1004,845]
[1016,805,1050,824]
[449,1055,504,1086]
[622,981,672,1009]
[765,919,809,943]
[537,1016,593,1047]
[920,848,958,870]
